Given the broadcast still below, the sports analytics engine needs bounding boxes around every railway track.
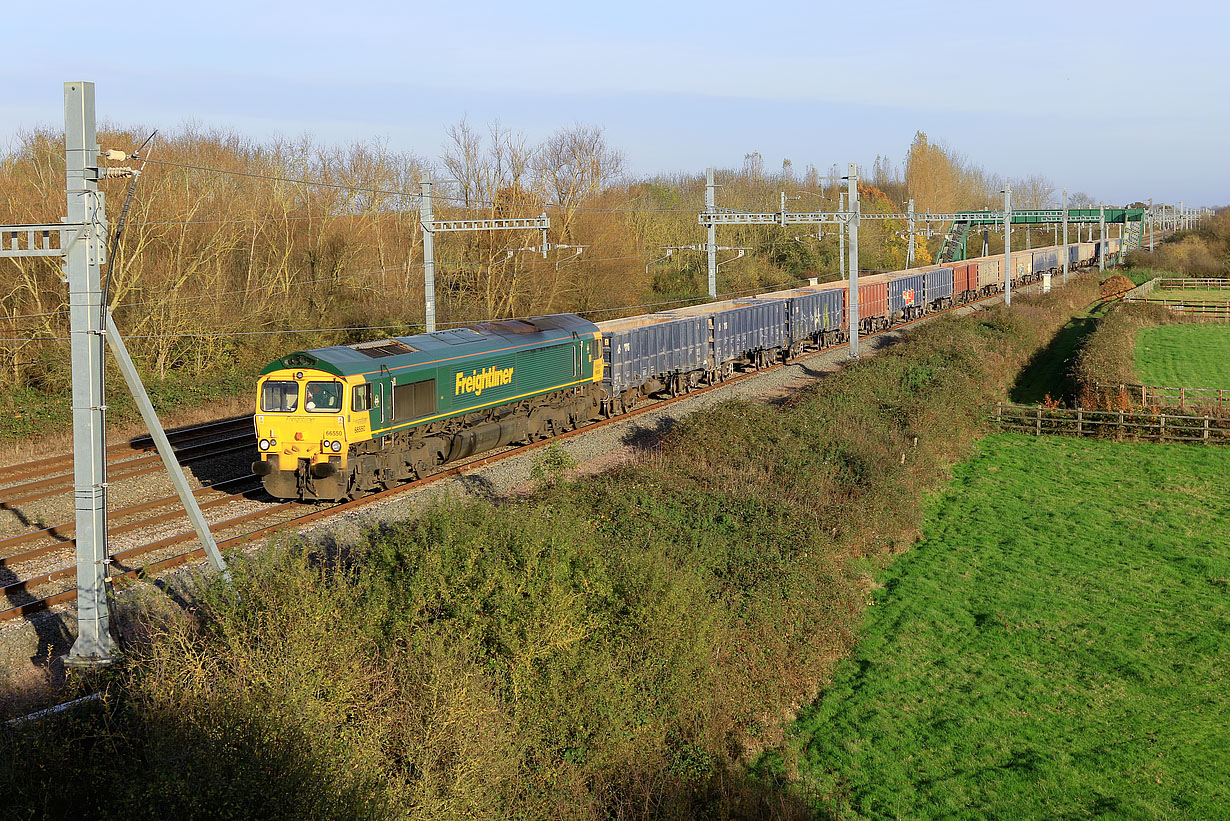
[0,417,254,505]
[0,271,1095,624]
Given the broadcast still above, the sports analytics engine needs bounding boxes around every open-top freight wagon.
[255,240,1107,500]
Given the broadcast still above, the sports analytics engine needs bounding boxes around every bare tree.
[441,119,543,317]
[1011,174,1055,210]
[742,152,765,180]
[533,124,623,242]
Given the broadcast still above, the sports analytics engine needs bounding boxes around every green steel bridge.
[936,207,1148,264]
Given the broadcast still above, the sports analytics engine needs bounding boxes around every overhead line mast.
[699,164,866,357]
[419,173,551,333]
[0,82,228,667]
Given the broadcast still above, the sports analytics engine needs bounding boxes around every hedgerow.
[2,275,1102,819]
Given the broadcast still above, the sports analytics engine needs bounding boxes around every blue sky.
[2,0,1225,205]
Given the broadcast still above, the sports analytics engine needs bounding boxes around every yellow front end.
[591,331,604,383]
[253,368,361,499]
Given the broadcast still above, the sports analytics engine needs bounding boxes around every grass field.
[770,434,1230,819]
[1135,324,1230,387]
[1124,267,1168,287]
[1152,289,1230,303]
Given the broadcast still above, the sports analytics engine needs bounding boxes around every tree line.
[0,123,1081,395]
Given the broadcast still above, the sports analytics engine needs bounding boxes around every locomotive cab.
[253,366,355,500]
[254,316,604,502]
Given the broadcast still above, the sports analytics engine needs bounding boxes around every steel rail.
[0,434,253,506]
[0,476,258,568]
[0,266,1096,622]
[0,416,251,483]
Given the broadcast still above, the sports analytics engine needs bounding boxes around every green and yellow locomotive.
[253,314,603,500]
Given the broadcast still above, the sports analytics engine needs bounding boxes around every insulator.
[100,167,139,178]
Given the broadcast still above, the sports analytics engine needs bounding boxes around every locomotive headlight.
[331,440,342,452]
[259,439,270,451]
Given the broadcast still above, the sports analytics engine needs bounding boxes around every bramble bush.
[3,275,1103,819]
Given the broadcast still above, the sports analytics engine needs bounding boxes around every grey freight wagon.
[595,313,709,414]
[662,298,789,372]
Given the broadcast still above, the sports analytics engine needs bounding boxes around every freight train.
[252,239,1118,500]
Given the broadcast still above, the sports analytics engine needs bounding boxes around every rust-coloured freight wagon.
[952,261,979,301]
[812,278,889,334]
[853,280,889,333]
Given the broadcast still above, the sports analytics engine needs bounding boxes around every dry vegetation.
[1,125,1067,412]
[1126,206,1230,275]
[2,276,1103,819]
[1099,273,1136,299]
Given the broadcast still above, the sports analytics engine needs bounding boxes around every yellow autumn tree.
[904,131,958,215]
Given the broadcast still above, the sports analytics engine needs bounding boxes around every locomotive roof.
[259,313,599,377]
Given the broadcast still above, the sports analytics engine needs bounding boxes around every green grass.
[1135,324,1230,388]
[1124,268,1162,286]
[772,434,1230,819]
[1010,302,1110,404]
[1152,289,1230,303]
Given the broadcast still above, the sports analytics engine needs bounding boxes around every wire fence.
[990,402,1230,444]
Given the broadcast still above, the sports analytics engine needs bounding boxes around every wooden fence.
[1155,278,1230,291]
[1093,382,1230,414]
[991,403,1230,444]
[1121,297,1230,319]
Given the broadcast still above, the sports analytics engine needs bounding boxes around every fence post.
[1036,406,1042,436]
[1179,387,1185,410]
[1141,384,1146,405]
[1077,407,1083,436]
[1204,415,1210,443]
[1159,413,1165,440]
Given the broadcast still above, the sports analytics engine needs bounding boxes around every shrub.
[529,443,578,490]
[5,274,1104,818]
[1070,301,1194,409]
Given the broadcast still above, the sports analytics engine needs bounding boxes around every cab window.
[352,383,372,412]
[261,380,299,412]
[305,381,342,412]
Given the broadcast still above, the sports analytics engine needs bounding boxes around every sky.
[2,0,1226,207]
